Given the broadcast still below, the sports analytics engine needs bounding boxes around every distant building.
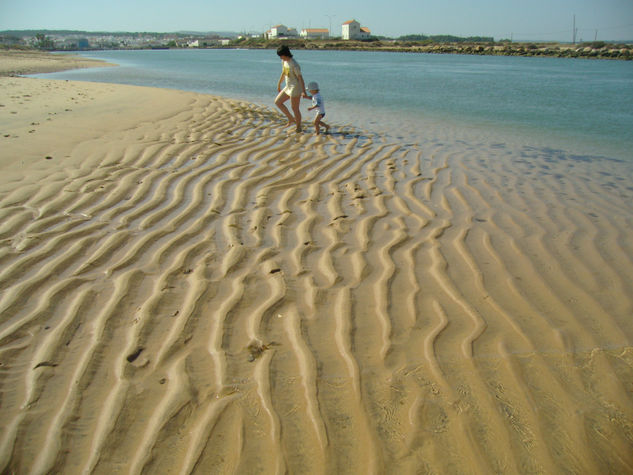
[300,28,329,40]
[342,20,371,40]
[0,35,24,47]
[266,24,298,39]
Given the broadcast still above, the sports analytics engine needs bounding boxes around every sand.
[0,49,114,77]
[1,56,632,474]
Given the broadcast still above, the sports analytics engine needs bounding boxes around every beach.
[1,53,632,474]
[0,50,115,77]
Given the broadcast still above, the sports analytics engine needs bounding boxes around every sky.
[1,0,632,42]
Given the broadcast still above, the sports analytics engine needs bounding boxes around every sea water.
[34,49,633,161]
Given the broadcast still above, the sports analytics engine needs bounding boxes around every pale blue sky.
[1,0,632,41]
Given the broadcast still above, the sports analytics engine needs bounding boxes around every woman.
[274,45,308,133]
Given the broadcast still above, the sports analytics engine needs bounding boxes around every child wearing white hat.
[306,81,330,135]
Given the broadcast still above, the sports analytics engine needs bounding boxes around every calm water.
[35,49,633,161]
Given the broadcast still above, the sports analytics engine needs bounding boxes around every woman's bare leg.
[274,91,294,126]
[291,95,302,132]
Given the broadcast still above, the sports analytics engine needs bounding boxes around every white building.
[266,25,299,39]
[342,20,371,40]
[300,28,329,39]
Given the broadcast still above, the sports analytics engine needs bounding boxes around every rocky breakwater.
[303,40,633,60]
[230,39,632,60]
[404,42,633,60]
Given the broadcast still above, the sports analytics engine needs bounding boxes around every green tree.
[35,33,55,50]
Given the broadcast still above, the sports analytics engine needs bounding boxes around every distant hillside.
[0,29,237,38]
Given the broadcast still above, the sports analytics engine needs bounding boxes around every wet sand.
[0,49,114,77]
[1,68,632,473]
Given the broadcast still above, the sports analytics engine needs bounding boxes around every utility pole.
[572,14,577,44]
[325,14,336,38]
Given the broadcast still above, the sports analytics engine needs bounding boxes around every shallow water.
[36,49,633,161]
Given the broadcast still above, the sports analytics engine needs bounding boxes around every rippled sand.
[1,76,632,474]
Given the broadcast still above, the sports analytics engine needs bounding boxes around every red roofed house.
[300,28,330,39]
[265,24,298,39]
[342,20,371,40]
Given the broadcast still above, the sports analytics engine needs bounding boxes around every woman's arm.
[290,60,308,97]
[298,73,308,98]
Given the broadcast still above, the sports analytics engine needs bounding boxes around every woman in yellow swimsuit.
[275,45,308,133]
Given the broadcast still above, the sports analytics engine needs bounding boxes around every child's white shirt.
[311,92,326,115]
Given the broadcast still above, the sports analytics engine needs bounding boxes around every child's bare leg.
[274,91,294,126]
[314,115,329,135]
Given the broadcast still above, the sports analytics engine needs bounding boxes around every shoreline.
[0,49,115,77]
[223,40,633,60]
[20,49,633,163]
[4,39,633,63]
[1,57,632,473]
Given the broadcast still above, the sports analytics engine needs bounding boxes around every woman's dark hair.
[277,45,292,58]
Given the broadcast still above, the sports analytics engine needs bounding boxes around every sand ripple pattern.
[1,96,632,474]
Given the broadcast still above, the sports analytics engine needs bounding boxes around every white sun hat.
[307,81,319,91]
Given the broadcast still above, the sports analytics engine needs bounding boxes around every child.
[274,45,308,133]
[306,81,330,135]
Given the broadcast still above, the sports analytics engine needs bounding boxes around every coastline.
[80,38,632,60]
[1,56,632,473]
[0,49,115,77]
[227,39,633,60]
